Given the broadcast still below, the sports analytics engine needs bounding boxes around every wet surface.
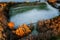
[10,3,59,28]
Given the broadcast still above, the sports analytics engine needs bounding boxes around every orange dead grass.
[16,24,31,37]
[7,22,15,29]
[48,0,56,3]
[16,27,25,37]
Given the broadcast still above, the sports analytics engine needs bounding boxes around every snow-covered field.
[10,3,59,28]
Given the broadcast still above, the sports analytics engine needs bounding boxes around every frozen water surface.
[10,3,59,28]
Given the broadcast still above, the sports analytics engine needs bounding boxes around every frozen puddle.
[10,3,59,28]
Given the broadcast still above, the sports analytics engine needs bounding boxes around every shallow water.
[10,3,59,28]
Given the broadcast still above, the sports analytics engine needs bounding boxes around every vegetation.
[7,22,15,29]
[1,2,60,40]
[16,24,31,37]
[36,16,60,40]
[9,3,49,17]
[37,3,48,10]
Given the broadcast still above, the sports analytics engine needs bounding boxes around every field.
[0,2,60,40]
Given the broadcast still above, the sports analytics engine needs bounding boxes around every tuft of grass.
[9,7,34,17]
[9,3,49,17]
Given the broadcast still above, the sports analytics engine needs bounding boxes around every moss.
[9,3,49,17]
